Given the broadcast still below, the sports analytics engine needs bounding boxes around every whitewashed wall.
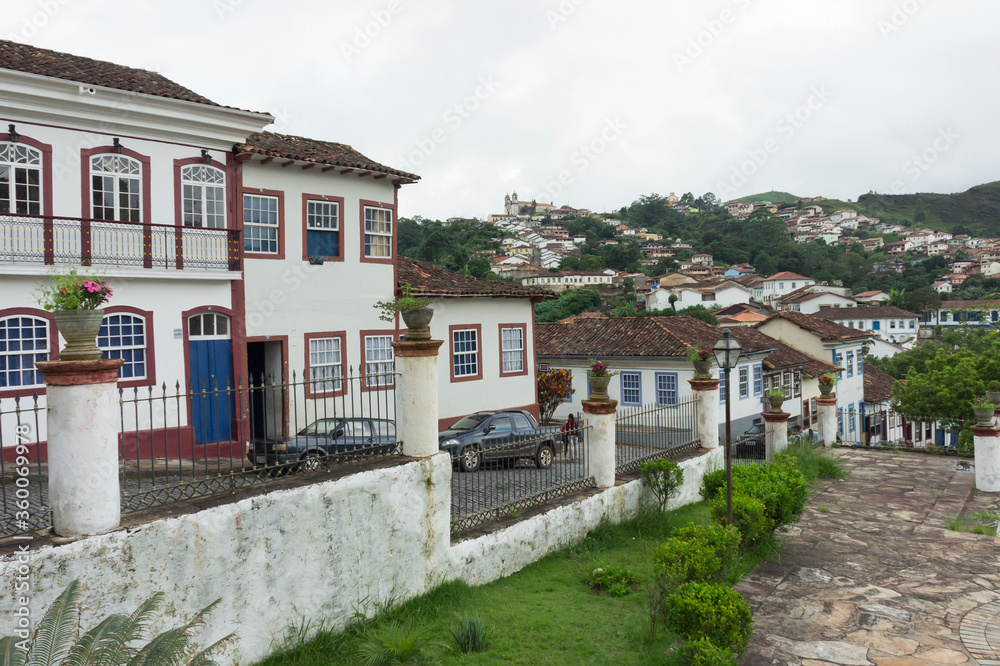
[0,446,720,666]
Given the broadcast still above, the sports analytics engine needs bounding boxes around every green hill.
[727,191,801,205]
[857,181,1000,235]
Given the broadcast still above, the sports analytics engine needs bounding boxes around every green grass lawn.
[257,502,777,666]
[257,449,844,665]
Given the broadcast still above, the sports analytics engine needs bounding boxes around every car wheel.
[300,452,325,472]
[459,446,481,473]
[535,443,554,470]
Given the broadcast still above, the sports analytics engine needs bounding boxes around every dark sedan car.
[248,417,396,471]
[438,410,559,473]
[734,422,765,458]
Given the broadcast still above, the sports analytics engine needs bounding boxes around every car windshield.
[448,414,490,431]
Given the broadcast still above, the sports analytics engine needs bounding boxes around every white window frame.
[98,313,147,380]
[0,142,42,215]
[452,328,479,378]
[306,199,339,257]
[308,336,343,393]
[739,366,749,398]
[621,371,641,406]
[181,164,226,228]
[0,315,48,389]
[91,154,141,222]
[364,335,395,387]
[364,206,393,258]
[188,313,230,340]
[243,193,279,254]
[500,327,524,374]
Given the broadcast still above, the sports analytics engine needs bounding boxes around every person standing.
[560,414,580,460]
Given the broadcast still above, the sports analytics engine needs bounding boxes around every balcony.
[0,213,240,273]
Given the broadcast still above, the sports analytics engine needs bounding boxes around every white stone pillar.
[763,411,790,461]
[817,396,838,448]
[582,398,617,489]
[37,359,124,537]
[689,378,721,450]
[973,425,1000,492]
[392,339,444,458]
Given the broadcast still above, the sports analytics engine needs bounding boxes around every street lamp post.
[712,328,743,526]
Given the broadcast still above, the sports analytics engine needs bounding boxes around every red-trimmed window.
[90,154,141,222]
[450,324,482,382]
[304,195,343,261]
[0,313,50,390]
[0,142,42,214]
[181,164,226,228]
[98,308,154,387]
[243,191,282,257]
[363,204,393,260]
[499,324,527,377]
[362,332,395,390]
[305,331,346,397]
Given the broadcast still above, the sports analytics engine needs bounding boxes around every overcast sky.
[7,0,998,220]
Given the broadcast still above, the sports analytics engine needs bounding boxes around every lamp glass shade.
[711,328,743,370]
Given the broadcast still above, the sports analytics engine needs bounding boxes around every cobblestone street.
[739,449,1000,666]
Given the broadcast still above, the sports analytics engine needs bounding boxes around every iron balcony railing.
[0,212,240,271]
[614,398,701,474]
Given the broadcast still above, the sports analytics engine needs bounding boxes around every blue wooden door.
[188,313,233,445]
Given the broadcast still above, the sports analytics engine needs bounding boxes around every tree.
[891,348,985,430]
[466,256,491,278]
[701,192,719,209]
[753,251,778,277]
[902,287,940,315]
[538,369,574,424]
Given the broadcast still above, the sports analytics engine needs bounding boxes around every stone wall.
[0,447,721,664]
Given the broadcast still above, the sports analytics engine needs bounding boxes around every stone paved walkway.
[739,449,1000,666]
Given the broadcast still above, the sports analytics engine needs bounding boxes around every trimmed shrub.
[585,565,637,597]
[701,468,726,500]
[653,523,741,587]
[665,582,753,655]
[676,637,739,666]
[710,493,772,546]
[640,458,684,511]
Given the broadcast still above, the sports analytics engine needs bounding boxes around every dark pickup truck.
[438,410,561,473]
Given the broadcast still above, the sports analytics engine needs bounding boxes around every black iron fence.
[450,425,595,532]
[0,369,398,537]
[118,369,398,515]
[614,398,700,474]
[0,394,46,537]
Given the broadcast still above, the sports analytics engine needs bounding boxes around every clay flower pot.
[589,375,612,401]
[401,306,434,341]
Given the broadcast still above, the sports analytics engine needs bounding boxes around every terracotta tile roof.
[398,257,550,300]
[536,316,780,358]
[939,299,1000,309]
[781,291,851,305]
[763,271,812,281]
[757,310,871,341]
[801,359,842,378]
[865,365,899,402]
[813,306,917,320]
[236,131,419,180]
[854,291,886,298]
[0,39,232,109]
[722,311,768,323]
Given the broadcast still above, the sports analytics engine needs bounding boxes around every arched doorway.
[188,312,233,445]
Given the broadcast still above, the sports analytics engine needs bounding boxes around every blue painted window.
[621,372,641,406]
[98,313,147,380]
[837,407,844,437]
[739,366,749,399]
[752,363,762,396]
[848,404,856,432]
[0,316,49,388]
[306,200,340,258]
[719,370,727,404]
[846,352,854,377]
[655,372,678,406]
[858,353,864,376]
[565,370,573,403]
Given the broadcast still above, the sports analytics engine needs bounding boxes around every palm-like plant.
[0,580,234,666]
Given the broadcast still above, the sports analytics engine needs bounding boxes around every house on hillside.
[854,290,890,305]
[923,300,1000,329]
[724,264,756,279]
[760,272,816,307]
[779,289,857,314]
[646,279,752,311]
[863,365,905,445]
[521,270,616,293]
[398,258,551,429]
[756,311,870,442]
[536,315,814,440]
[811,306,919,347]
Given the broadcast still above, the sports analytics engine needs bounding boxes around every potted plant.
[987,381,1000,408]
[36,268,112,361]
[818,373,836,397]
[767,388,785,412]
[973,397,996,426]
[587,358,620,401]
[687,344,713,379]
[374,283,437,341]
